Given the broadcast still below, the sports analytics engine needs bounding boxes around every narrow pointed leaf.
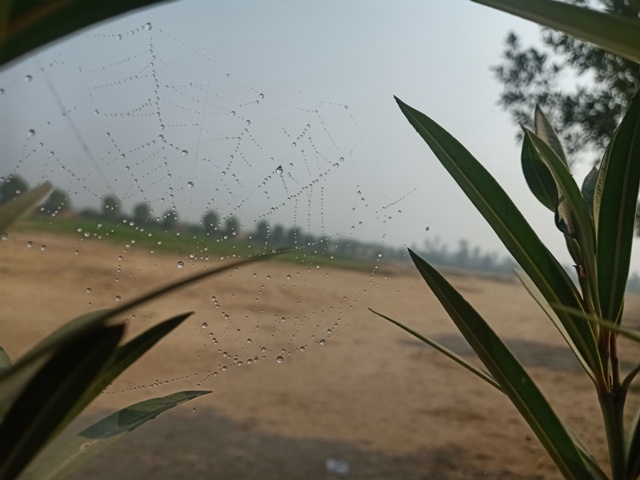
[534,105,568,167]
[514,270,593,381]
[1,1,166,67]
[408,250,602,479]
[582,166,599,221]
[521,131,558,212]
[0,347,10,376]
[471,0,640,63]
[396,97,601,378]
[369,308,501,391]
[525,131,599,312]
[0,325,124,480]
[22,391,210,480]
[595,89,640,325]
[0,182,52,233]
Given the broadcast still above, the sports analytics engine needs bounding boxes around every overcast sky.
[1,0,638,271]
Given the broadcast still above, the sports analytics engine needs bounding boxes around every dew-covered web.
[1,19,420,393]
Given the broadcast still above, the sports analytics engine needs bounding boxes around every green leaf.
[520,129,558,212]
[369,308,502,391]
[581,166,599,221]
[22,391,209,480]
[408,250,604,479]
[0,324,124,480]
[594,88,640,325]
[0,311,110,424]
[470,0,640,64]
[534,105,568,168]
[395,97,602,379]
[65,312,193,427]
[0,348,10,376]
[0,182,52,234]
[0,0,166,67]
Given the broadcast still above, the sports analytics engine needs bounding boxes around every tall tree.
[161,209,179,231]
[492,0,640,231]
[224,215,240,237]
[41,188,70,214]
[202,210,219,235]
[254,220,269,242]
[132,202,152,226]
[272,224,285,245]
[0,175,29,204]
[101,194,121,221]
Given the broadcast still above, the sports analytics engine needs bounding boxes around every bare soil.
[2,230,640,479]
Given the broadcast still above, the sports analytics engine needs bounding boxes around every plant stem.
[599,386,627,479]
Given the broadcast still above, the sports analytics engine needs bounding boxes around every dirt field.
[2,230,640,479]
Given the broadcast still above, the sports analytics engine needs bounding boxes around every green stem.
[599,387,627,479]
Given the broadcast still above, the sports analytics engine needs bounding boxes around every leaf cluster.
[376,1,640,477]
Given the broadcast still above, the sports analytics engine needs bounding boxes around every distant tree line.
[11,175,640,283]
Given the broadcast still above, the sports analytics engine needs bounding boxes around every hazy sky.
[1,0,638,271]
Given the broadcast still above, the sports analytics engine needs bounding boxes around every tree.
[202,210,219,235]
[492,0,640,232]
[272,224,285,245]
[223,215,240,237]
[285,226,302,246]
[0,175,29,204]
[161,209,178,231]
[132,202,152,226]
[101,194,121,221]
[254,220,269,242]
[41,188,70,214]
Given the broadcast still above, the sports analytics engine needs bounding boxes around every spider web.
[0,17,421,393]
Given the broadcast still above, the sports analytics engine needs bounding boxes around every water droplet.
[230,110,236,116]
[26,241,33,248]
[40,244,46,251]
[258,93,264,99]
[115,295,121,302]
[201,322,208,329]
[245,120,251,126]
[261,346,267,353]
[319,339,326,345]
[299,346,306,352]
[0,88,4,95]
[24,75,32,82]
[276,165,283,175]
[117,34,123,40]
[187,181,194,188]
[425,226,430,231]
[276,355,284,364]
[286,274,291,280]
[144,22,152,30]
[1,233,7,241]
[291,141,297,147]
[27,129,35,137]
[181,149,188,156]
[86,287,92,293]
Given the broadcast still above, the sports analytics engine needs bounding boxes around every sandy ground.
[2,229,640,479]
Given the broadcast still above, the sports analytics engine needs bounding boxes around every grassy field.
[17,215,380,272]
